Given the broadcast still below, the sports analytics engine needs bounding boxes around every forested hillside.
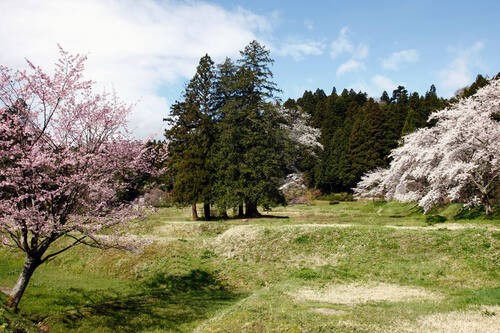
[284,85,444,192]
[164,40,494,217]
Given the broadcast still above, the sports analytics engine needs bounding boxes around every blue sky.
[223,0,500,100]
[0,0,498,138]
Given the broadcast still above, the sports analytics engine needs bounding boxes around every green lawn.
[1,201,499,332]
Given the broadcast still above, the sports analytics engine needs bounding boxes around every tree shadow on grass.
[53,269,244,332]
[213,214,290,221]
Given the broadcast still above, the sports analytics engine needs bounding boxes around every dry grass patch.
[155,222,205,237]
[211,224,346,265]
[291,283,441,305]
[0,286,11,295]
[211,225,261,258]
[402,306,500,333]
[154,221,228,240]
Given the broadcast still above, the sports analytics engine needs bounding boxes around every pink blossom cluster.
[355,78,499,213]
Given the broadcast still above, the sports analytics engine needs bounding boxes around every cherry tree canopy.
[354,78,499,214]
[0,47,155,308]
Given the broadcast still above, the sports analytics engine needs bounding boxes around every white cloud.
[382,49,419,70]
[0,0,271,138]
[349,75,402,98]
[438,42,484,97]
[330,27,352,59]
[277,40,325,61]
[336,59,366,76]
[371,75,400,93]
[355,44,369,60]
[330,27,369,60]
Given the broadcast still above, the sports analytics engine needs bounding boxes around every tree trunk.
[480,192,493,216]
[484,200,493,216]
[238,204,244,218]
[203,203,211,221]
[245,201,260,217]
[191,203,198,221]
[7,255,40,310]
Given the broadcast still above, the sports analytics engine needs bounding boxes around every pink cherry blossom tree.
[354,77,499,215]
[0,47,154,309]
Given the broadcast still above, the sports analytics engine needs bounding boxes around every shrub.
[319,192,354,202]
[425,214,447,225]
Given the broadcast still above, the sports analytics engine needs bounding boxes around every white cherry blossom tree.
[355,78,499,215]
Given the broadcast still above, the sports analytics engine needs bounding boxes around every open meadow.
[1,201,499,332]
[1,1,499,332]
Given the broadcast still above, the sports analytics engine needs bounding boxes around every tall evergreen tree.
[214,41,286,217]
[164,55,217,220]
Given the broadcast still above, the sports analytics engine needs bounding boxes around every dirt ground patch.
[291,283,441,305]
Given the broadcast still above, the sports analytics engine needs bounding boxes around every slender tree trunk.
[484,200,493,216]
[238,204,244,218]
[203,202,211,221]
[7,255,40,310]
[191,203,198,221]
[481,193,493,216]
[245,201,260,217]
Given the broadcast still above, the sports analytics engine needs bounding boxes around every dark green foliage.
[457,74,490,99]
[319,192,354,202]
[293,235,310,244]
[380,90,390,104]
[454,205,500,220]
[454,206,484,220]
[283,98,297,110]
[425,215,447,225]
[349,99,388,180]
[213,41,286,216]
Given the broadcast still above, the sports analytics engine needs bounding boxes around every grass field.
[1,201,499,332]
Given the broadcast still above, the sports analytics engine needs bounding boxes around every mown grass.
[0,201,498,332]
